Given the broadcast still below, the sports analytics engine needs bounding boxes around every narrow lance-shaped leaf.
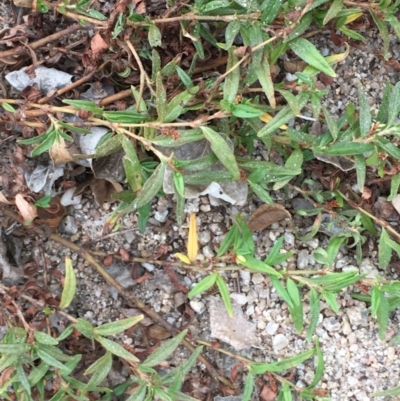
[377,292,389,341]
[156,72,167,122]
[215,274,233,318]
[95,316,143,337]
[59,256,76,309]
[223,47,240,104]
[322,106,339,141]
[288,38,336,77]
[96,336,139,362]
[128,163,166,212]
[201,127,240,180]
[254,52,276,109]
[141,330,188,368]
[388,81,400,126]
[354,155,366,193]
[189,273,218,298]
[148,23,161,47]
[358,85,371,137]
[83,351,112,391]
[122,136,142,192]
[323,0,343,25]
[306,288,320,342]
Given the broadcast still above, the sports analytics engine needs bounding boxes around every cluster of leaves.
[6,0,400,398]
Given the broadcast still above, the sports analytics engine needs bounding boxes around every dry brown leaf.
[248,204,291,232]
[283,59,307,73]
[13,0,32,7]
[0,191,12,204]
[91,33,109,59]
[15,194,37,223]
[260,385,278,401]
[147,325,171,340]
[36,196,66,230]
[90,178,123,208]
[49,137,74,165]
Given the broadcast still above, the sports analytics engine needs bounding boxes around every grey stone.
[60,216,78,235]
[266,321,279,335]
[322,317,341,332]
[297,249,309,269]
[273,334,289,351]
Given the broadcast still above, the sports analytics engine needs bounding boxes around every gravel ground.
[2,9,400,401]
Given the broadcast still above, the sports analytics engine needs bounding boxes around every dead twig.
[0,24,87,60]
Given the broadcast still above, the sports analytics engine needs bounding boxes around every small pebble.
[154,210,168,223]
[190,300,205,314]
[273,334,289,351]
[297,249,309,269]
[266,321,279,335]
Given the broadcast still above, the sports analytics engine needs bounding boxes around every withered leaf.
[248,204,291,232]
[15,194,37,224]
[36,196,66,230]
[49,137,74,165]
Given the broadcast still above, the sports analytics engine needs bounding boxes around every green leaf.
[28,361,49,387]
[34,331,58,346]
[151,129,204,147]
[285,12,312,43]
[306,289,320,342]
[371,286,381,317]
[188,273,218,298]
[223,47,240,103]
[125,383,147,401]
[388,174,400,201]
[354,155,366,193]
[16,362,31,395]
[247,180,274,205]
[242,373,254,401]
[270,277,294,308]
[370,9,389,60]
[95,316,143,337]
[200,127,240,180]
[239,255,282,277]
[215,274,233,318]
[217,224,239,257]
[17,132,51,145]
[103,110,147,123]
[374,386,400,397]
[377,81,391,124]
[254,52,275,108]
[141,330,188,368]
[31,131,57,157]
[377,292,389,341]
[36,347,68,370]
[96,336,139,361]
[376,136,400,160]
[261,0,282,24]
[287,279,301,307]
[379,228,394,269]
[338,26,365,41]
[322,291,339,313]
[35,195,52,208]
[321,141,374,156]
[165,87,199,122]
[307,339,325,389]
[173,171,185,197]
[122,137,142,192]
[322,106,339,141]
[148,23,162,47]
[323,0,343,25]
[74,318,95,339]
[83,351,112,390]
[288,38,336,77]
[358,85,371,137]
[231,104,264,118]
[223,21,241,50]
[156,72,167,122]
[59,256,76,309]
[2,102,16,113]
[62,99,103,114]
[126,163,166,212]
